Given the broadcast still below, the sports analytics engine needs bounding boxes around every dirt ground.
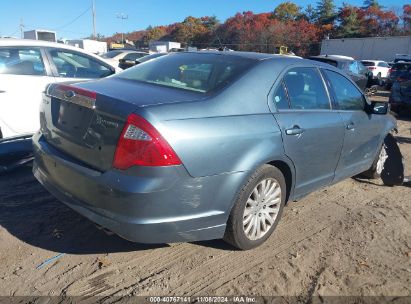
[0,92,410,301]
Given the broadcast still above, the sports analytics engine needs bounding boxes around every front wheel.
[224,165,286,250]
[360,144,387,179]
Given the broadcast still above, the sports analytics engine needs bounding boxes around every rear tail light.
[113,114,182,169]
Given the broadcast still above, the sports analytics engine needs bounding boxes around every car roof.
[181,50,303,61]
[0,38,118,68]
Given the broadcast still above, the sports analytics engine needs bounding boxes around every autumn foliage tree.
[105,1,406,56]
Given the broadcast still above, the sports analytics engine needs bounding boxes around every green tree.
[273,2,301,21]
[363,0,382,9]
[316,0,336,25]
[337,5,361,37]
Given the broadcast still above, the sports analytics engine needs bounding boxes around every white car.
[101,50,148,66]
[0,39,122,139]
[361,60,390,83]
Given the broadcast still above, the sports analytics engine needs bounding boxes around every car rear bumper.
[32,132,244,244]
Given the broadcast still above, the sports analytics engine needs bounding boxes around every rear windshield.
[115,53,256,93]
[123,52,147,61]
[393,63,411,71]
[101,51,123,59]
[361,61,375,66]
[309,58,338,67]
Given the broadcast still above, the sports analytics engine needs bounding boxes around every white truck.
[66,39,107,55]
[24,30,56,42]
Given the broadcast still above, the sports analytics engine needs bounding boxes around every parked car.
[119,52,165,69]
[389,65,411,114]
[385,62,411,90]
[0,39,121,139]
[361,60,390,85]
[393,54,411,63]
[33,52,395,250]
[308,55,372,91]
[101,50,147,67]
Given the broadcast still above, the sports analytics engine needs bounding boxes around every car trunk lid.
[41,79,203,171]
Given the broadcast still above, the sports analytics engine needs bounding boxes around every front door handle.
[346,122,355,130]
[0,90,5,93]
[285,126,305,135]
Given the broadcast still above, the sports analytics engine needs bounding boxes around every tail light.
[113,114,181,169]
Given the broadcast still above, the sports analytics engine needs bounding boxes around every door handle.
[0,90,5,93]
[346,122,355,130]
[285,126,305,135]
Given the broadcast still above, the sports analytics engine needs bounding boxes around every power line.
[55,6,92,30]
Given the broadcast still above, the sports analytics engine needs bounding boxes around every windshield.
[115,53,256,93]
[101,51,123,59]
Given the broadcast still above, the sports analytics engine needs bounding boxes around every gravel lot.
[0,92,410,300]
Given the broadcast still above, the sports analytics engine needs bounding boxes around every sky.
[1,0,408,39]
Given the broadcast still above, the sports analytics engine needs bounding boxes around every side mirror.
[365,100,388,115]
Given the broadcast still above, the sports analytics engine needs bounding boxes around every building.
[149,41,181,53]
[23,30,56,42]
[320,36,411,62]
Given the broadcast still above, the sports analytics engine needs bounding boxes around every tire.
[224,164,286,250]
[360,144,387,179]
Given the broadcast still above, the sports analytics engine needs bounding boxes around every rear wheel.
[224,165,286,250]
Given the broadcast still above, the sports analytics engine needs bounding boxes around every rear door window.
[49,49,113,78]
[324,70,364,111]
[282,67,330,110]
[0,47,46,76]
[273,81,289,110]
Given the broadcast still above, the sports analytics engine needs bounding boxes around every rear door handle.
[346,122,355,130]
[285,126,305,135]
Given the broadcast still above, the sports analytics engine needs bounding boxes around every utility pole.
[116,13,128,43]
[92,0,96,39]
[19,18,24,38]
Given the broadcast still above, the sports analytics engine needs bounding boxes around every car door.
[322,69,386,182]
[45,48,115,84]
[0,46,54,138]
[271,67,345,198]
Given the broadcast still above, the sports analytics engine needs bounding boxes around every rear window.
[115,53,256,93]
[361,61,375,66]
[101,51,123,59]
[309,58,338,67]
[123,52,147,61]
[393,63,411,71]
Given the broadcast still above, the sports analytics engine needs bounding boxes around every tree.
[403,4,411,31]
[273,2,301,21]
[336,4,362,37]
[315,0,336,25]
[363,0,382,9]
[301,4,317,23]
